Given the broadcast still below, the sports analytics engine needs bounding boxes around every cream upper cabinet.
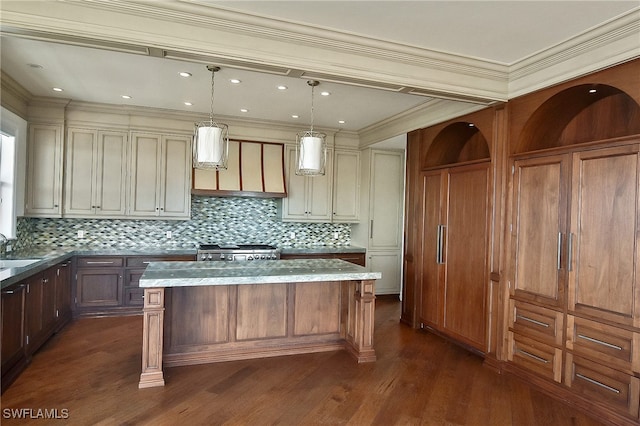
[64,128,128,218]
[351,149,405,295]
[128,132,191,219]
[25,124,64,217]
[281,145,333,222]
[331,149,360,222]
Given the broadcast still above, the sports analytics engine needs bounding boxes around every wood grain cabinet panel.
[568,145,640,326]
[512,154,569,307]
[293,281,341,335]
[236,284,287,340]
[166,286,230,348]
[1,282,26,392]
[510,300,564,347]
[509,332,563,382]
[566,315,636,373]
[418,162,490,351]
[565,354,640,419]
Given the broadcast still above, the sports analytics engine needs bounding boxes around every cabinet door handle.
[86,261,115,265]
[436,225,446,264]
[577,334,622,351]
[567,233,574,271]
[556,232,562,270]
[142,261,151,264]
[575,373,620,394]
[370,220,374,238]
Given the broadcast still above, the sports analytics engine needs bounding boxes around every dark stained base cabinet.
[1,261,72,393]
[73,255,195,317]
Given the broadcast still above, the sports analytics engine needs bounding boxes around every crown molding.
[358,99,487,148]
[0,0,508,103]
[508,8,640,98]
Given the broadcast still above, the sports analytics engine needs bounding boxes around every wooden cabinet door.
[76,269,123,308]
[54,261,72,326]
[369,150,403,250]
[568,144,640,326]
[25,124,63,217]
[40,268,57,339]
[442,163,490,349]
[419,170,445,327]
[281,145,332,222]
[24,273,44,353]
[512,154,570,307]
[306,148,333,220]
[159,135,190,218]
[64,128,97,215]
[129,133,161,217]
[1,283,26,378]
[332,149,360,222]
[95,131,128,216]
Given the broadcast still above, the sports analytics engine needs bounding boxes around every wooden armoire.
[403,59,640,425]
[403,106,505,357]
[503,60,640,425]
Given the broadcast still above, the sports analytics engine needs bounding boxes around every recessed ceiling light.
[184,102,193,106]
[240,108,248,113]
[179,72,192,77]
[52,87,63,92]
[320,91,330,96]
[230,79,241,84]
[291,114,299,119]
[338,120,345,124]
[121,95,132,99]
[278,85,288,90]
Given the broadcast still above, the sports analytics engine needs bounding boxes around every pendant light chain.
[209,66,215,125]
[310,82,315,133]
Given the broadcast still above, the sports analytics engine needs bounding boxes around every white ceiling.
[1,1,638,135]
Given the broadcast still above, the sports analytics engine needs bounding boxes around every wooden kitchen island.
[138,259,381,388]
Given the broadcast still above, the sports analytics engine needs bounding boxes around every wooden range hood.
[192,140,287,198]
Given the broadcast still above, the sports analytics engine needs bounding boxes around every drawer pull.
[1,284,25,295]
[577,334,622,351]
[517,349,549,364]
[516,314,549,328]
[575,373,620,394]
[142,261,151,264]
[86,261,116,265]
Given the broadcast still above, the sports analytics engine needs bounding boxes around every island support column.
[139,288,165,388]
[345,279,377,362]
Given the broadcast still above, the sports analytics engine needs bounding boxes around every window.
[0,132,16,238]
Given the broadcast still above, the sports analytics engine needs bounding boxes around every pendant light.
[296,80,327,176]
[193,65,229,170]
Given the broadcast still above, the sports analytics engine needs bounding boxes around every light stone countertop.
[139,258,382,287]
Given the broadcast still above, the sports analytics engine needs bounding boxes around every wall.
[14,195,351,250]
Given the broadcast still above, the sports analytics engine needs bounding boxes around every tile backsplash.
[15,196,351,250]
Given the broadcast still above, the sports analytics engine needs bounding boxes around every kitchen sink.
[0,259,41,270]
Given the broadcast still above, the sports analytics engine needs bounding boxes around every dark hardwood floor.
[1,298,604,425]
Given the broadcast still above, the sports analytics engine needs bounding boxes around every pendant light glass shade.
[193,122,228,169]
[296,80,326,176]
[193,66,229,170]
[296,131,326,175]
